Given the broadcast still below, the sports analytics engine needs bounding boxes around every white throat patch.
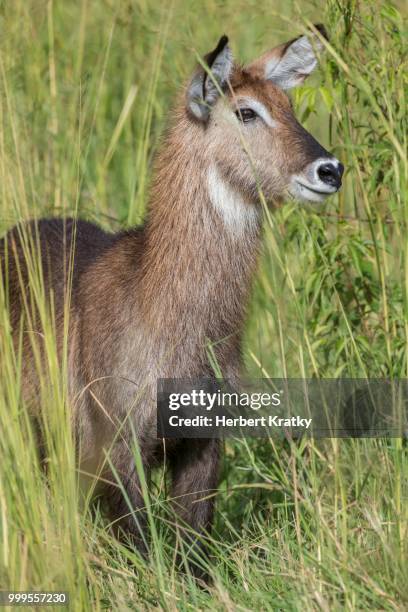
[207,165,260,235]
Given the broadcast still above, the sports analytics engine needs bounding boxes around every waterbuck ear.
[248,24,328,90]
[187,35,233,122]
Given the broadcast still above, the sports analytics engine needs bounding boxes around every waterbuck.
[1,25,343,575]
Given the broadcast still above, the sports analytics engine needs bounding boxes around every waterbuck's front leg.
[170,438,220,579]
[102,439,154,556]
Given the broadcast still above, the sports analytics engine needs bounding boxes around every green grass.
[0,0,407,609]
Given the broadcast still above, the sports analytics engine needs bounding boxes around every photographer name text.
[167,414,312,429]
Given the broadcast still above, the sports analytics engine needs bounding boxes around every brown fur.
[0,30,337,577]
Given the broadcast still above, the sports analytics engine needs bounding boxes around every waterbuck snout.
[0,24,343,580]
[287,127,345,202]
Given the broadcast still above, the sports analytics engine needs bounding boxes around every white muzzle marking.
[289,157,343,203]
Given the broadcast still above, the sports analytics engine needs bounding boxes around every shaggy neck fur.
[139,109,262,372]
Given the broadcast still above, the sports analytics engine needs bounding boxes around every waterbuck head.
[186,26,344,206]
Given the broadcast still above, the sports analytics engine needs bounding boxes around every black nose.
[317,161,344,189]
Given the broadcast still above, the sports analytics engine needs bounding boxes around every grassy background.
[0,0,407,609]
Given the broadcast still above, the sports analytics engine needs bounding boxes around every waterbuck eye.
[235,108,257,123]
